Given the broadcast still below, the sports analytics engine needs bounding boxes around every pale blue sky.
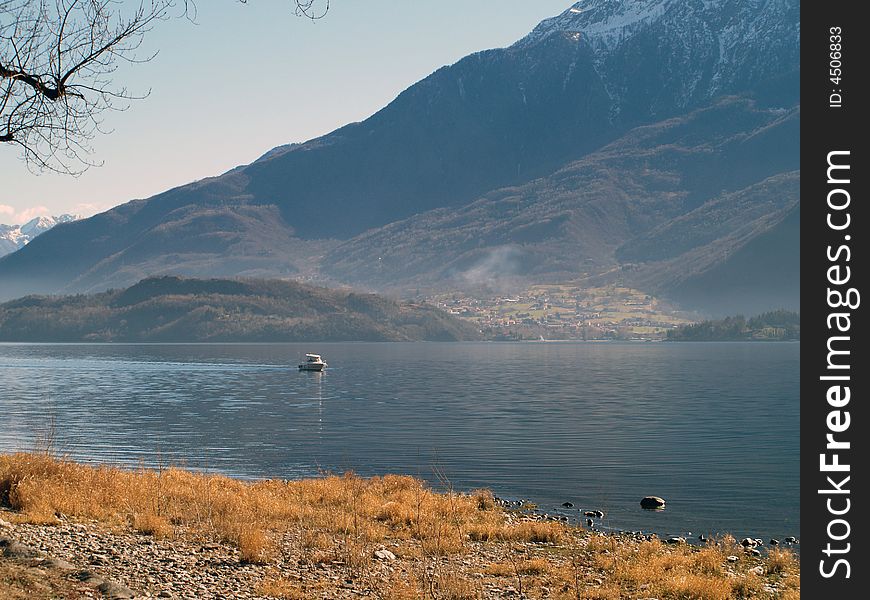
[0,1,572,224]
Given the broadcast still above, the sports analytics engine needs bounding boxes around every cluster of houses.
[433,288,683,340]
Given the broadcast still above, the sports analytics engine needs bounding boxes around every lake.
[0,341,799,543]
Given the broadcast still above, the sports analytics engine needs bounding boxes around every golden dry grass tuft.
[468,519,564,544]
[256,577,326,599]
[431,572,482,599]
[661,574,733,600]
[766,547,798,575]
[582,586,623,600]
[132,512,172,538]
[236,527,275,564]
[472,488,496,511]
[485,558,550,577]
[300,529,332,551]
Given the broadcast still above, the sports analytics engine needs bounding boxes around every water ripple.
[0,341,799,541]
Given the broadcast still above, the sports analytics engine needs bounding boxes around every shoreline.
[0,449,800,550]
[488,494,800,556]
[0,453,799,599]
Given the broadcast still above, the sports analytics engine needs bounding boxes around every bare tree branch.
[1,0,329,174]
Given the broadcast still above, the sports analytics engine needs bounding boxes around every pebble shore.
[1,507,796,599]
[2,511,579,599]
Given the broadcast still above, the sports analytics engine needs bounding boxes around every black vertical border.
[801,1,867,596]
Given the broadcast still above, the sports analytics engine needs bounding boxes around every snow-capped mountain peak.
[518,0,798,56]
[19,214,80,238]
[0,214,81,258]
[513,0,798,113]
[523,0,670,45]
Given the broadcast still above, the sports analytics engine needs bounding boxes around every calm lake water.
[0,342,799,542]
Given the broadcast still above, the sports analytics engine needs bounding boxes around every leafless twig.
[0,0,328,173]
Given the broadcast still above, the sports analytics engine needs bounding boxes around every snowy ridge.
[0,214,81,258]
[520,0,671,50]
[513,0,799,111]
[518,0,800,58]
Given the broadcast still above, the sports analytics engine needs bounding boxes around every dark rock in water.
[740,537,757,548]
[584,511,596,517]
[698,534,707,542]
[640,496,666,509]
[784,536,798,544]
[562,502,574,508]
[769,539,779,546]
[594,510,605,518]
[585,518,594,527]
[754,538,764,546]
[666,537,687,545]
[749,548,762,557]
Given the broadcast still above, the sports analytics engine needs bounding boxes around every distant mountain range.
[0,276,481,342]
[0,214,80,258]
[0,0,800,316]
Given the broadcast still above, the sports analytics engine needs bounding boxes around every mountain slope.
[0,0,799,300]
[0,276,482,342]
[321,98,799,310]
[663,202,800,315]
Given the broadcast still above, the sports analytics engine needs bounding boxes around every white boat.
[298,353,327,371]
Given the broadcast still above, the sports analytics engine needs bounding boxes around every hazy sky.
[0,0,571,225]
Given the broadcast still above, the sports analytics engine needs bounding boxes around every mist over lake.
[0,341,799,543]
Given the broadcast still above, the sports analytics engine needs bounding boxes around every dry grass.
[0,452,514,553]
[0,453,801,599]
[131,512,173,538]
[662,574,734,600]
[236,527,275,564]
[568,533,801,600]
[575,586,622,600]
[256,577,327,599]
[766,547,798,575]
[467,519,564,544]
[485,558,550,577]
[431,572,482,599]
[300,529,332,551]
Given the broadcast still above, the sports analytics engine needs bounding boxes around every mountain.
[322,98,799,311]
[0,214,80,258]
[0,0,800,315]
[0,276,482,342]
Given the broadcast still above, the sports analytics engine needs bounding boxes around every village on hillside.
[429,284,695,341]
